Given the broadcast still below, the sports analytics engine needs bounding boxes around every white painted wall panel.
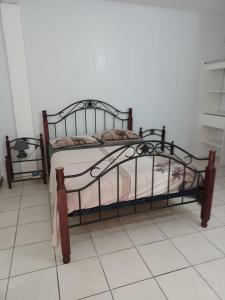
[19,0,200,150]
[0,3,34,138]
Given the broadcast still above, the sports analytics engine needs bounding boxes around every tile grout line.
[89,230,115,300]
[48,190,62,300]
[118,216,169,300]
[4,183,23,300]
[194,266,223,300]
[198,229,225,256]
[158,225,225,300]
[1,183,225,299]
[121,214,225,300]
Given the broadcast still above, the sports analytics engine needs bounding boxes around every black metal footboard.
[56,140,216,263]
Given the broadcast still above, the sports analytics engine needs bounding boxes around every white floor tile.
[0,227,16,250]
[212,196,225,206]
[216,167,225,178]
[203,226,225,253]
[0,249,13,279]
[182,210,222,231]
[157,217,196,238]
[56,233,97,264]
[126,223,166,246]
[18,205,50,225]
[0,186,21,199]
[172,232,223,265]
[215,177,225,190]
[20,193,49,208]
[92,230,132,255]
[22,182,48,196]
[147,208,177,220]
[173,202,200,214]
[113,278,166,300]
[138,240,189,276]
[58,257,108,300]
[11,241,55,276]
[212,205,225,224]
[88,219,123,238]
[0,197,20,212]
[214,188,225,203]
[119,213,150,229]
[196,257,225,299]
[82,292,113,300]
[0,279,8,300]
[0,211,18,229]
[15,220,52,246]
[152,213,181,224]
[156,267,219,300]
[7,267,59,300]
[100,248,151,289]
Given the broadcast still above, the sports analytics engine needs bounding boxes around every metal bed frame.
[42,99,215,264]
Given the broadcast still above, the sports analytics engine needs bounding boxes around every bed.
[42,100,216,264]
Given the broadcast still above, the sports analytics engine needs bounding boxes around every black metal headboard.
[42,99,133,172]
[43,99,133,139]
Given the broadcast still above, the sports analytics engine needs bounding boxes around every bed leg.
[201,151,216,228]
[40,134,47,184]
[56,167,71,264]
[5,156,12,189]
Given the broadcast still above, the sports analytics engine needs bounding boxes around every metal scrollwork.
[53,99,127,121]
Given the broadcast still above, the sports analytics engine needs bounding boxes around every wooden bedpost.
[161,125,166,151]
[40,134,47,184]
[128,108,133,131]
[201,150,216,228]
[56,167,71,264]
[6,136,13,180]
[139,127,143,138]
[5,156,12,189]
[42,110,50,174]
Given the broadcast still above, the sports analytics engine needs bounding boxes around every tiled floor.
[0,170,225,300]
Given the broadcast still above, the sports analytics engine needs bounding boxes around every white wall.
[0,14,16,177]
[19,0,200,150]
[1,0,224,163]
[1,3,34,138]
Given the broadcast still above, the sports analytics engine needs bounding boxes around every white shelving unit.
[199,59,225,166]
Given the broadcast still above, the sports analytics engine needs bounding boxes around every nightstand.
[5,134,47,188]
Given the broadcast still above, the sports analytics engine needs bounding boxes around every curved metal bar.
[64,140,208,182]
[9,137,41,143]
[48,108,129,125]
[47,99,129,119]
[65,153,201,193]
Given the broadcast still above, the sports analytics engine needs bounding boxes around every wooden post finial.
[208,150,216,166]
[128,108,133,131]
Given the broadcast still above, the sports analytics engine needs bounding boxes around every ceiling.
[108,0,225,13]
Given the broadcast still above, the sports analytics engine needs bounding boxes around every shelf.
[205,111,225,117]
[199,113,225,129]
[201,140,222,149]
[205,90,225,94]
[205,60,225,70]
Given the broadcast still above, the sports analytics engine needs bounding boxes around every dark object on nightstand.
[14,138,29,158]
[5,134,47,188]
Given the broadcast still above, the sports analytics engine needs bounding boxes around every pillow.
[49,136,100,149]
[94,129,140,145]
